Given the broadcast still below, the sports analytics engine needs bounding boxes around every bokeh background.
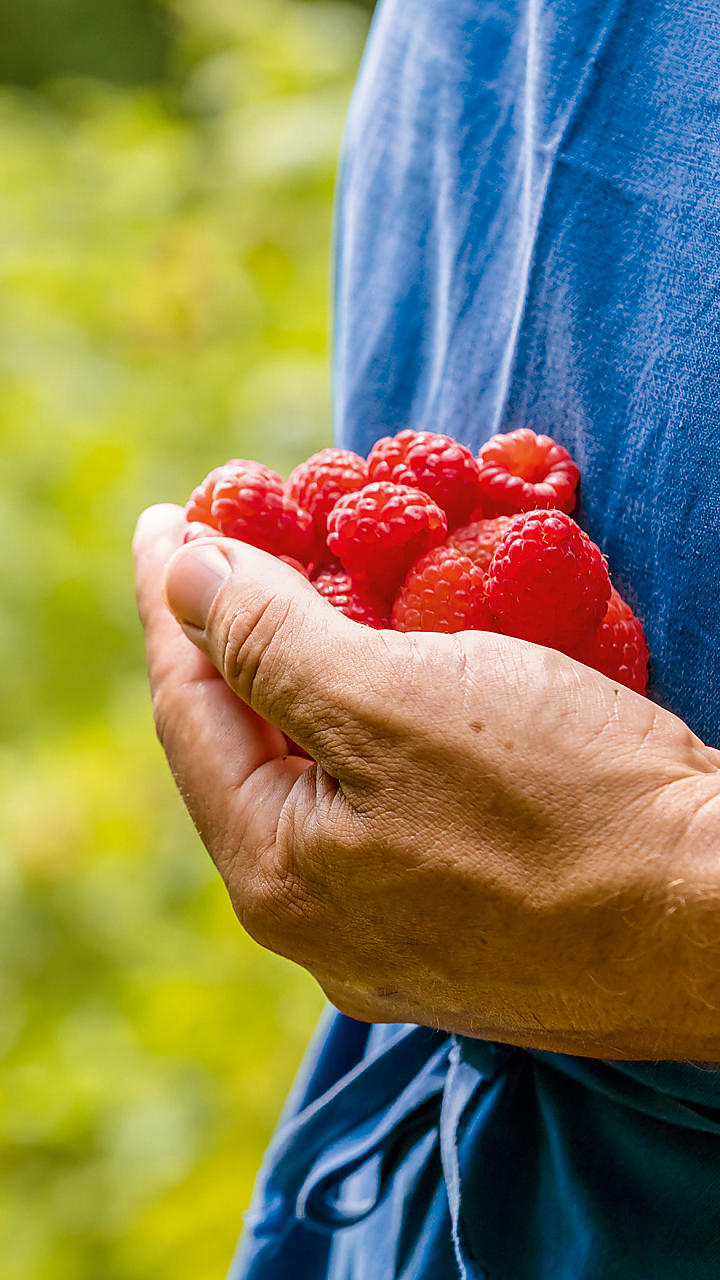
[0,2,373,1276]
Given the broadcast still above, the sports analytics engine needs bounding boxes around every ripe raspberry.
[310,557,342,580]
[186,459,269,528]
[326,482,447,596]
[446,516,515,572]
[392,546,495,634]
[486,510,611,650]
[195,460,314,563]
[571,587,649,694]
[477,428,580,516]
[313,569,389,628]
[287,449,369,550]
[367,430,483,529]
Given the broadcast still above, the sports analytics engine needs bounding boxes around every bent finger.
[134,505,306,866]
[162,536,408,776]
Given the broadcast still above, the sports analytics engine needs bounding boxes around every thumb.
[162,537,399,771]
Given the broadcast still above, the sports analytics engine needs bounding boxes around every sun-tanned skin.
[134,503,720,1062]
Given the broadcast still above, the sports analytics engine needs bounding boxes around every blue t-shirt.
[231,2,720,1276]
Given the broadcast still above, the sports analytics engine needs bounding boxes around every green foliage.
[0,0,174,86]
[0,3,368,1276]
[0,0,375,88]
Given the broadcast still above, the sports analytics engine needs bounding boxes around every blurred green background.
[0,2,372,1276]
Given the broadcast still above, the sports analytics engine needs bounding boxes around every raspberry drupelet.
[477,428,580,517]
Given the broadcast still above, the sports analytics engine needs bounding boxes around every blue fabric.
[230,1,720,1276]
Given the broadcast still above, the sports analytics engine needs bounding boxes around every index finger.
[134,504,214,692]
[133,505,307,866]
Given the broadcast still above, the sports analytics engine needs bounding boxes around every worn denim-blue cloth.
[230,2,720,1276]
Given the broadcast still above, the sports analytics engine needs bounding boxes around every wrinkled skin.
[134,505,720,1060]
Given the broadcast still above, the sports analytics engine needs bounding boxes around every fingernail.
[163,544,231,629]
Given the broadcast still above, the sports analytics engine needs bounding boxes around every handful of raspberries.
[183,427,649,695]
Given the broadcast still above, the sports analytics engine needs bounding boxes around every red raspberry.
[310,557,342,580]
[477,428,579,516]
[313,569,389,628]
[287,449,369,550]
[392,546,495,634]
[571,587,649,694]
[198,461,314,563]
[186,459,268,528]
[486,510,611,650]
[445,516,515,572]
[368,430,483,529]
[326,482,447,596]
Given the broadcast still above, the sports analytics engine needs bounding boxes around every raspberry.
[392,546,495,634]
[477,428,579,516]
[310,557,342,580]
[287,449,369,550]
[186,459,269,528]
[326,482,447,596]
[486,510,611,650]
[571,587,649,693]
[445,516,515,572]
[195,460,314,563]
[368,430,483,529]
[313,569,389,628]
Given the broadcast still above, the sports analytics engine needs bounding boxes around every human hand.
[134,504,720,1059]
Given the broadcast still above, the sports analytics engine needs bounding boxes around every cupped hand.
[134,505,720,1059]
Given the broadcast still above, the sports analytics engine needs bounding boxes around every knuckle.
[216,595,297,717]
[151,678,179,752]
[239,855,317,955]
